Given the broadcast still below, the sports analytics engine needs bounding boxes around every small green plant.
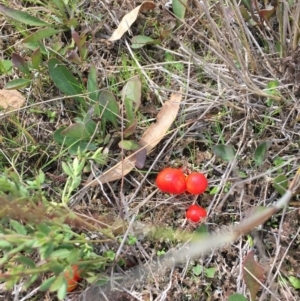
[51,63,119,154]
[127,235,138,245]
[192,264,216,279]
[4,51,43,89]
[61,148,107,203]
[264,80,281,107]
[1,1,92,89]
[0,195,114,300]
[0,59,13,75]
[228,293,248,301]
[288,275,300,289]
[156,249,166,256]
[0,168,45,199]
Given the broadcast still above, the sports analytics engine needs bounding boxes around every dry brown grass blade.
[85,88,183,186]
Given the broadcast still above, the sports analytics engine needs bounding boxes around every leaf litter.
[108,2,156,41]
[0,89,25,111]
[85,88,183,185]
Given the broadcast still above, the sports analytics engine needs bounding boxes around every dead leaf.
[0,89,25,110]
[243,251,265,300]
[139,90,182,152]
[108,2,156,42]
[124,120,137,137]
[135,146,147,169]
[258,7,276,21]
[85,88,182,185]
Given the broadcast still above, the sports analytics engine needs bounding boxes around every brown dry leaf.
[0,89,25,110]
[108,2,156,42]
[243,251,265,300]
[86,88,183,185]
[139,89,182,152]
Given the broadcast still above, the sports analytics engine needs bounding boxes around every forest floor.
[0,0,300,301]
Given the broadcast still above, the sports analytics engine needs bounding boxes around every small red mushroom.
[185,172,208,195]
[156,168,186,195]
[186,204,207,223]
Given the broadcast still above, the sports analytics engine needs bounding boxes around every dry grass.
[1,0,300,300]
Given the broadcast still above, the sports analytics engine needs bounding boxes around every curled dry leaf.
[85,88,183,185]
[0,89,25,110]
[108,2,156,41]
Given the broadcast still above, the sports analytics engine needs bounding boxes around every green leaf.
[273,174,288,196]
[265,80,279,95]
[23,28,61,43]
[239,6,251,21]
[195,224,209,236]
[67,249,81,264]
[49,249,71,260]
[49,273,65,292]
[4,78,31,89]
[288,276,300,289]
[0,240,12,249]
[24,41,47,54]
[17,256,36,268]
[243,251,265,301]
[10,220,27,235]
[237,171,248,178]
[31,48,42,70]
[0,4,51,27]
[121,76,141,123]
[0,60,13,74]
[254,141,271,166]
[62,162,73,177]
[53,127,78,146]
[209,186,219,195]
[37,169,45,184]
[54,126,97,154]
[241,0,253,13]
[172,0,188,20]
[51,0,68,19]
[49,263,65,275]
[98,90,119,128]
[40,242,54,260]
[118,140,140,150]
[24,274,39,289]
[212,144,236,161]
[131,35,157,49]
[60,121,96,140]
[192,264,203,276]
[103,250,115,261]
[39,276,56,292]
[37,223,51,235]
[264,80,280,106]
[57,280,67,300]
[205,267,216,278]
[87,65,99,102]
[48,58,84,105]
[228,293,248,301]
[68,140,97,155]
